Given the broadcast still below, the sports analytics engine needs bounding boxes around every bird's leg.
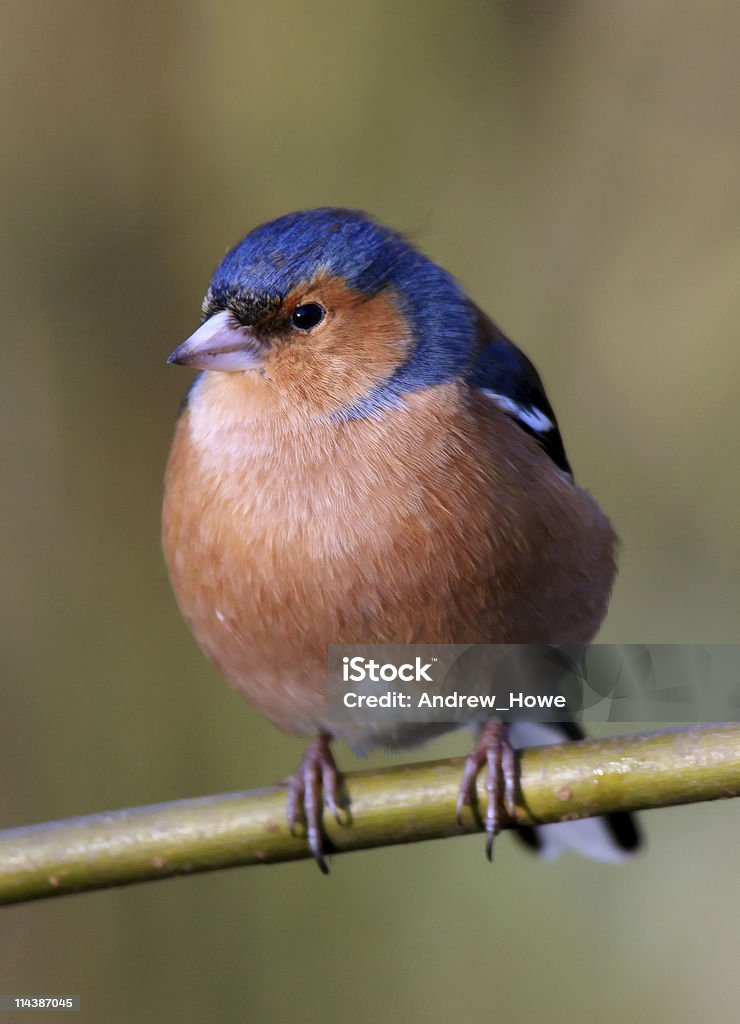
[287,731,343,874]
[456,721,518,860]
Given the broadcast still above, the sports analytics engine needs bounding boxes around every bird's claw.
[456,722,518,860]
[287,733,344,873]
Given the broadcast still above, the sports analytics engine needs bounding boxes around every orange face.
[168,276,412,419]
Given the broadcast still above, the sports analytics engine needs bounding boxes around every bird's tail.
[508,722,642,862]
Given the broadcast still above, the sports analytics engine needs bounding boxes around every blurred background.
[2,1,739,1021]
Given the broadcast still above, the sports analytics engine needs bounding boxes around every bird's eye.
[291,303,325,331]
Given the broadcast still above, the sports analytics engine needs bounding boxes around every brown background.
[2,2,739,1022]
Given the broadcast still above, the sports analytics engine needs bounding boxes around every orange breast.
[162,374,616,740]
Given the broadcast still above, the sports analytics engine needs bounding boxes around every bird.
[163,207,641,871]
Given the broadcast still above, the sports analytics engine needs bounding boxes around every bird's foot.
[456,722,518,861]
[287,732,344,874]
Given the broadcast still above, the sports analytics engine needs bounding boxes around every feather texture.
[163,207,638,861]
[163,375,616,751]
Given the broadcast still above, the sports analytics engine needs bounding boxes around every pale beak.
[167,310,265,371]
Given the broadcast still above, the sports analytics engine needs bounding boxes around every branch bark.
[1,724,737,905]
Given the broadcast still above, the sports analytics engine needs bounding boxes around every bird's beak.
[167,310,265,371]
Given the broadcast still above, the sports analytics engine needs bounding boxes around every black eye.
[291,303,325,331]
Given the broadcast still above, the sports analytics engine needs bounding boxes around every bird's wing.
[465,305,572,474]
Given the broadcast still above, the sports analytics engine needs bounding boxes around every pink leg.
[456,722,518,860]
[287,732,344,873]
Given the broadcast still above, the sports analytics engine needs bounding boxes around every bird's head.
[168,208,477,419]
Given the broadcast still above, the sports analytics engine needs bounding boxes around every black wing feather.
[465,307,572,474]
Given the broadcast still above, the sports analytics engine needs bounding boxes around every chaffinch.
[163,208,640,871]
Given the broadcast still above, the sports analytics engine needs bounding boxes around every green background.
[2,2,738,1022]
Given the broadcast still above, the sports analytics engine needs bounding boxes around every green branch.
[1,724,738,905]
